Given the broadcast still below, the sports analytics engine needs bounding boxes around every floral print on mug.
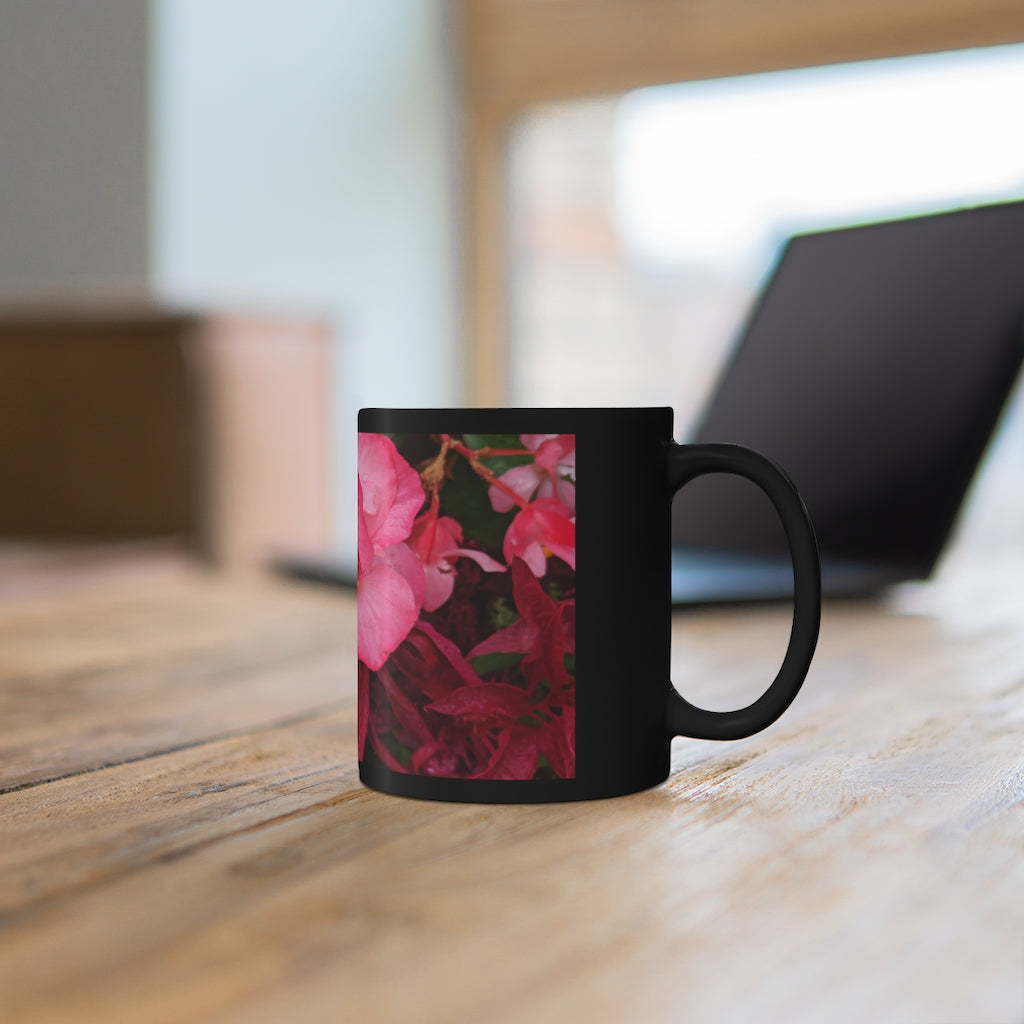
[358,432,576,780]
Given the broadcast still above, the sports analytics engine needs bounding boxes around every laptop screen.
[672,200,1024,576]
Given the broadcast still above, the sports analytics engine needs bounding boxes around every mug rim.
[358,406,674,434]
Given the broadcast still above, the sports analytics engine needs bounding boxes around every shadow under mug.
[357,407,820,802]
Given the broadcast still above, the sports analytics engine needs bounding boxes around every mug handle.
[666,442,821,740]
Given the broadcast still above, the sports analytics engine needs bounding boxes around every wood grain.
[0,575,352,790]
[0,558,1022,1023]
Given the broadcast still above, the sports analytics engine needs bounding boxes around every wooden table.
[1,553,1022,1023]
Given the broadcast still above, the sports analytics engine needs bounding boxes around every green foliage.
[440,450,516,550]
[382,734,412,767]
[469,651,525,677]
[489,595,520,631]
[461,433,534,478]
[461,432,521,450]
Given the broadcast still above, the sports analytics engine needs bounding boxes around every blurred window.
[506,44,1024,441]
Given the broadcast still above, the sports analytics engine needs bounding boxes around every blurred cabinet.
[0,309,330,568]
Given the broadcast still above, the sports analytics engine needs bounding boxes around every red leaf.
[510,556,559,631]
[560,600,575,655]
[473,726,541,780]
[376,665,434,747]
[508,559,569,695]
[466,559,572,698]
[465,618,538,660]
[411,620,483,688]
[387,620,485,705]
[358,661,370,760]
[411,740,461,776]
[368,726,407,772]
[536,711,575,779]
[427,682,534,722]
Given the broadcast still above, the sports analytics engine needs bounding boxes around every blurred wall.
[0,0,149,297]
[0,0,461,564]
[152,0,461,564]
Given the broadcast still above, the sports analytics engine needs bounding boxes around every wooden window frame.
[458,0,1024,405]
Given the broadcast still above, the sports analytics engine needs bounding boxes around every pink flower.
[488,434,576,515]
[357,434,426,670]
[358,433,425,569]
[503,498,575,577]
[357,538,425,670]
[408,513,505,612]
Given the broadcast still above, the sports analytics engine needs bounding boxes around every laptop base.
[670,548,910,605]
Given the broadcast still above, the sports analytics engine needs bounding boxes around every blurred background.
[2,0,1024,586]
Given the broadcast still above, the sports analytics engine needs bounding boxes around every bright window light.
[508,42,1024,421]
[614,45,1024,273]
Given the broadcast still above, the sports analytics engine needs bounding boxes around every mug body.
[358,407,674,802]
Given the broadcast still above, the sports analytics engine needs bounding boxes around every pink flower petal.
[382,538,425,611]
[520,433,557,451]
[357,478,375,575]
[534,474,576,516]
[411,515,505,575]
[409,514,462,565]
[358,433,424,552]
[452,547,506,573]
[554,474,576,515]
[543,537,575,570]
[503,498,576,576]
[409,513,505,612]
[357,547,424,670]
[518,540,548,577]
[532,437,565,470]
[422,562,456,612]
[488,463,542,513]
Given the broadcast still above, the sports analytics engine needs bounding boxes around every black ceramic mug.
[357,407,820,802]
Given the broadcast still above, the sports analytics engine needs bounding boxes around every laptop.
[671,199,1024,604]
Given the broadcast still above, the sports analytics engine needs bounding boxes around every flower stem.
[475,448,537,458]
[421,488,441,555]
[449,439,528,509]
